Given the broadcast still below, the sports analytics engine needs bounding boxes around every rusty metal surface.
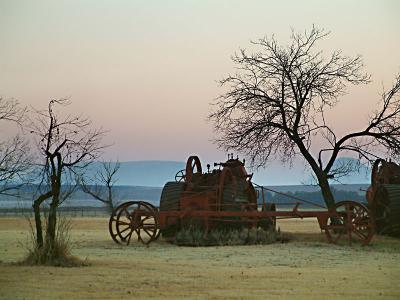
[366,159,400,236]
[372,184,400,235]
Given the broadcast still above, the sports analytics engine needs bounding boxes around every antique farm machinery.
[366,159,400,236]
[109,155,375,245]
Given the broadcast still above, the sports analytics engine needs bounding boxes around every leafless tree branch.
[0,98,31,196]
[0,97,27,125]
[79,161,120,213]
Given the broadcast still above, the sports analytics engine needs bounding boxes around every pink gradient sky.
[1,0,399,164]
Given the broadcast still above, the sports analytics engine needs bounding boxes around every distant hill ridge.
[87,160,186,187]
[86,157,370,187]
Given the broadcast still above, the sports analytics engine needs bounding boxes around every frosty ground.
[0,217,399,300]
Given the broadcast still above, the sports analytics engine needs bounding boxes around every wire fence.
[0,206,111,218]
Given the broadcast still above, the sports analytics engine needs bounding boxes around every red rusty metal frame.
[109,200,375,246]
[108,157,374,246]
[157,207,329,237]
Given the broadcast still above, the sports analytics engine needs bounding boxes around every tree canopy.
[210,27,400,207]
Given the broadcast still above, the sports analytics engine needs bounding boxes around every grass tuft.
[20,216,89,267]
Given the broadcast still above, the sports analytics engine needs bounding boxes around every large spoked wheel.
[324,200,375,245]
[109,201,160,245]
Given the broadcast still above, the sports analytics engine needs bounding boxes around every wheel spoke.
[353,228,368,240]
[118,225,131,238]
[141,216,151,222]
[142,228,153,238]
[135,228,143,242]
[117,220,130,226]
[119,226,131,235]
[126,230,134,245]
[123,208,131,219]
[121,228,134,240]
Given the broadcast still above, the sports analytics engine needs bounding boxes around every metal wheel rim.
[325,200,374,245]
[109,201,160,245]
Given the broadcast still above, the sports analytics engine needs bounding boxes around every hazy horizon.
[65,157,372,186]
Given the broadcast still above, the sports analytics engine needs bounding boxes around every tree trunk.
[46,181,60,246]
[317,175,336,209]
[33,202,44,248]
[32,191,52,248]
[107,187,114,214]
[46,201,58,245]
[293,138,336,209]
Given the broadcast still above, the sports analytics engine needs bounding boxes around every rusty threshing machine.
[109,155,375,245]
[366,159,400,236]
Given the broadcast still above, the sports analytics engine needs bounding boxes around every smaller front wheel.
[324,200,374,245]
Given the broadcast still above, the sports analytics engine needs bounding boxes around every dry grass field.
[0,217,399,300]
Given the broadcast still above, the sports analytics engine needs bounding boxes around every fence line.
[0,207,111,217]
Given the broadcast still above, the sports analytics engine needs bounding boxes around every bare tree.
[210,26,400,209]
[0,97,26,124]
[0,136,31,195]
[0,98,31,196]
[79,161,120,213]
[30,99,105,248]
